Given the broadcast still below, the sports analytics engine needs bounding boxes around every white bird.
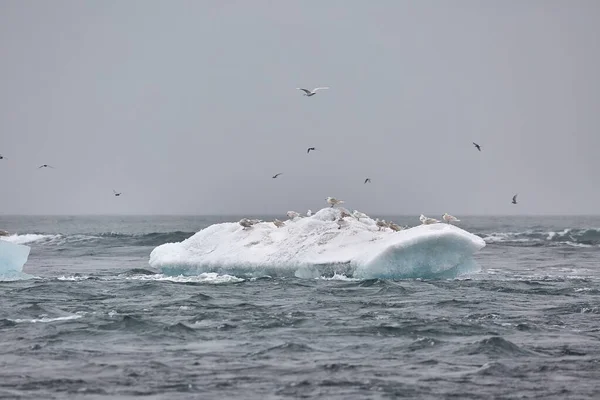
[339,208,352,219]
[297,87,329,97]
[273,219,285,228]
[307,209,312,217]
[287,211,301,219]
[420,214,440,225]
[388,222,403,232]
[376,219,389,231]
[442,213,460,224]
[352,210,368,220]
[326,197,344,207]
[239,218,257,229]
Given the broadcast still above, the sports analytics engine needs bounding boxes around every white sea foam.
[149,207,486,279]
[0,233,59,245]
[10,314,83,324]
[123,273,244,284]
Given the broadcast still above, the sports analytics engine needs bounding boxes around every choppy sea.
[0,215,599,399]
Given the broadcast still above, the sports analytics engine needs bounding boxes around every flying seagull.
[38,164,54,169]
[297,87,329,97]
[0,155,5,160]
[364,178,371,184]
[113,190,122,197]
[512,194,518,204]
[307,147,316,154]
[473,142,482,151]
[272,173,283,179]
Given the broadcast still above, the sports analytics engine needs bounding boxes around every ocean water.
[1,215,599,399]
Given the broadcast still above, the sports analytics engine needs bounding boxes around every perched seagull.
[287,211,301,219]
[297,87,329,97]
[420,214,440,225]
[512,194,518,205]
[442,213,460,224]
[376,219,389,231]
[239,218,256,229]
[326,197,344,207]
[352,210,368,221]
[364,178,371,184]
[389,222,403,232]
[113,190,122,197]
[38,164,54,169]
[272,173,283,179]
[339,208,352,219]
[307,209,312,217]
[473,142,482,152]
[273,219,285,228]
[307,147,316,154]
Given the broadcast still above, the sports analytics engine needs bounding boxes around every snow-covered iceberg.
[0,240,32,280]
[149,208,486,280]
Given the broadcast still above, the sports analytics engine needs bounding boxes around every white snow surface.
[149,208,486,279]
[0,241,32,280]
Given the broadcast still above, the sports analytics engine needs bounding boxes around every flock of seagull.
[0,157,125,197]
[0,86,520,210]
[238,194,464,233]
[241,87,519,232]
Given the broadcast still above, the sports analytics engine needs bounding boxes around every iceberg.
[0,240,32,280]
[149,208,486,280]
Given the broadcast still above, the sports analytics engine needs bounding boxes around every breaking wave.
[0,231,195,247]
[479,228,600,248]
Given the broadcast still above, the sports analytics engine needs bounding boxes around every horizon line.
[2,212,600,217]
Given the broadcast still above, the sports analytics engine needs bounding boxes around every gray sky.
[0,0,599,215]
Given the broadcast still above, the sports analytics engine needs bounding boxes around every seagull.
[273,219,285,228]
[376,219,389,231]
[419,214,440,225]
[113,190,122,197]
[352,210,368,221]
[364,178,371,184]
[306,209,312,217]
[442,213,460,224]
[473,142,482,151]
[307,147,316,154]
[512,194,518,205]
[389,222,403,232]
[0,155,5,160]
[239,218,257,229]
[38,164,54,169]
[287,211,301,219]
[326,197,344,207]
[272,173,283,179]
[339,208,352,219]
[297,87,329,97]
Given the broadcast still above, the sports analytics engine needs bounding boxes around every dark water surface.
[1,215,599,399]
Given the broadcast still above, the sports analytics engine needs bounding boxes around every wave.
[0,231,195,247]
[479,228,600,247]
[5,227,600,251]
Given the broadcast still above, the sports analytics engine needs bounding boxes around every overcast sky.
[0,1,598,215]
